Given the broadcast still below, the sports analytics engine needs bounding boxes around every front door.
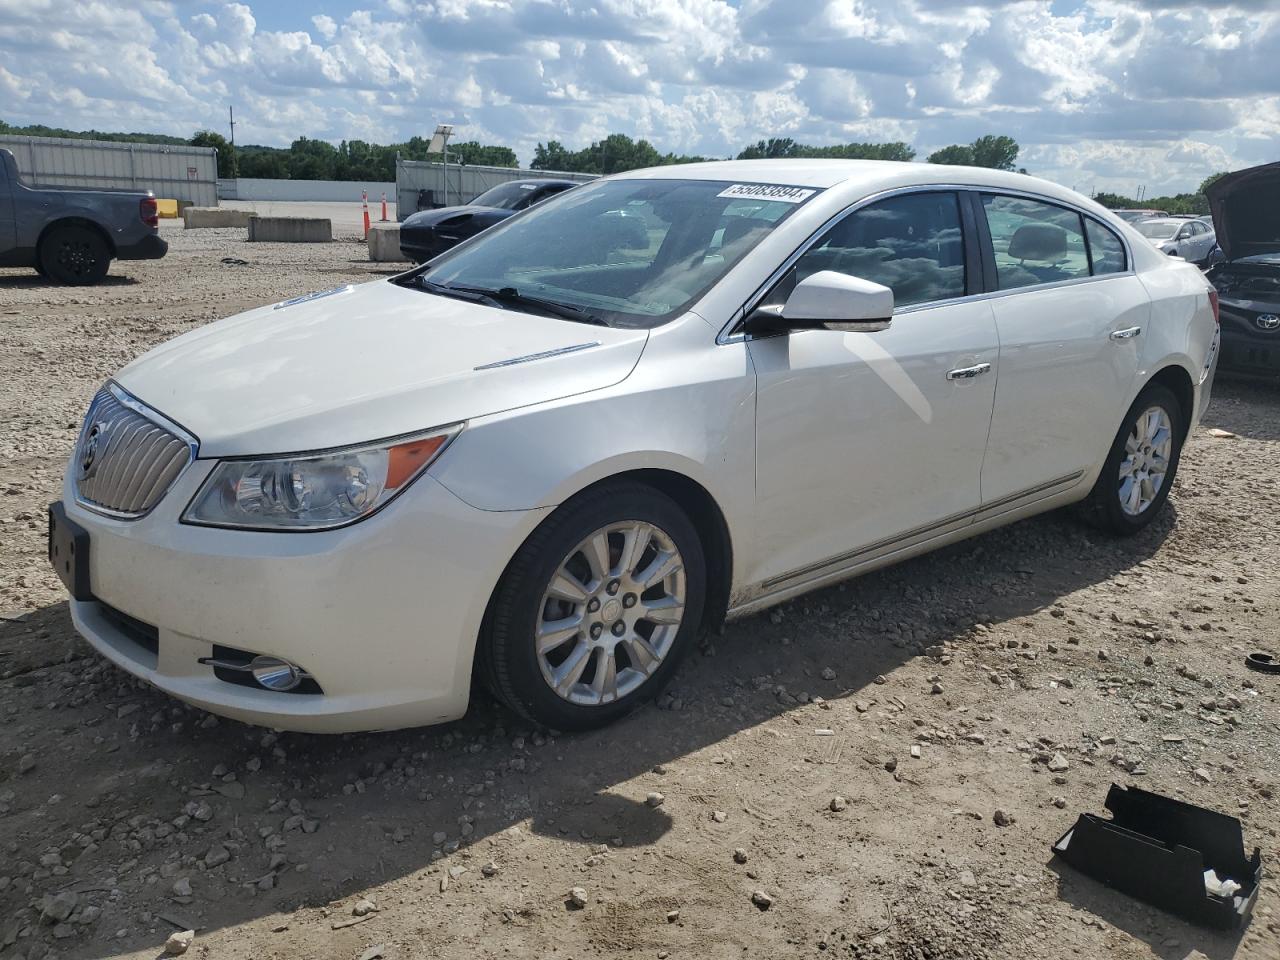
[747,190,999,592]
[0,159,15,253]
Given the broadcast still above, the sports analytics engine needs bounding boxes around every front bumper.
[116,233,169,261]
[1218,302,1280,376]
[57,462,545,732]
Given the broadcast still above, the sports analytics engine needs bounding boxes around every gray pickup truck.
[0,147,168,284]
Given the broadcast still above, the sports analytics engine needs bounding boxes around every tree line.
[1092,174,1227,217]
[0,119,1229,211]
[3,118,1026,180]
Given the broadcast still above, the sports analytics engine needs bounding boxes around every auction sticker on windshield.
[717,184,817,204]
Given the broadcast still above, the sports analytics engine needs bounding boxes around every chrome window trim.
[72,382,200,522]
[716,183,1136,345]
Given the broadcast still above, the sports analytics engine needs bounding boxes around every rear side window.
[981,194,1090,289]
[1085,219,1127,275]
[768,191,966,309]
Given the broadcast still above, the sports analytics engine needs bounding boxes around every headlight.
[182,426,460,530]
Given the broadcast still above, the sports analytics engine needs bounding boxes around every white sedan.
[50,160,1220,733]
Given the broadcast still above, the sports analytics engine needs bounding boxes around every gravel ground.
[1,224,1279,960]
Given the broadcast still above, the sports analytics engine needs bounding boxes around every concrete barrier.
[368,223,409,262]
[183,207,254,229]
[155,199,179,219]
[248,217,332,243]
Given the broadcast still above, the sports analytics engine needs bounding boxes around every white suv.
[50,160,1220,733]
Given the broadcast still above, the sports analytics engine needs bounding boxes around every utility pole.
[228,105,237,178]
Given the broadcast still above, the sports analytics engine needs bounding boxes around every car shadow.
[1046,859,1244,960]
[1202,377,1280,441]
[0,502,1179,955]
[0,274,140,289]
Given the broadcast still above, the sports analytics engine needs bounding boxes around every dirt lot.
[2,224,1279,960]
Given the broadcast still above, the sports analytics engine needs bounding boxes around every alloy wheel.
[1118,405,1172,516]
[57,238,98,279]
[536,521,686,706]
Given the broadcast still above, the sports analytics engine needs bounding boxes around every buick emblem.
[78,422,106,481]
[1256,314,1280,331]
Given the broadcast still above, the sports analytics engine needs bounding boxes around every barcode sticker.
[717,183,817,204]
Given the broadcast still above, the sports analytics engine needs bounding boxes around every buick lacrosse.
[50,160,1219,733]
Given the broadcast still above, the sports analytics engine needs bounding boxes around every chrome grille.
[73,386,195,518]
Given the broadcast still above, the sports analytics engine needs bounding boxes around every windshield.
[472,182,544,210]
[414,178,816,328]
[1136,221,1180,240]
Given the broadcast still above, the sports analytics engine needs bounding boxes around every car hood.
[1206,162,1280,261]
[402,205,508,230]
[114,280,647,457]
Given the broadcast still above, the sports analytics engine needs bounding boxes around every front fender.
[429,318,758,588]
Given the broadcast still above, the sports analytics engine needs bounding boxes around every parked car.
[1134,216,1217,266]
[1206,161,1280,377]
[399,179,579,262]
[50,161,1218,733]
[1113,209,1168,223]
[0,148,167,284]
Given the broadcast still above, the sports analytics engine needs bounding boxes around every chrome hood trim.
[474,341,601,370]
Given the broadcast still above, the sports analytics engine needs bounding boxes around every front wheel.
[479,483,706,731]
[1079,383,1184,535]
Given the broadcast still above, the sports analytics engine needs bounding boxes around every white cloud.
[0,0,1275,193]
[312,14,337,40]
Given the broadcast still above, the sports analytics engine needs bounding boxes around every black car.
[399,179,579,262]
[1206,162,1280,377]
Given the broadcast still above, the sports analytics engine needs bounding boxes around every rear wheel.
[39,225,110,285]
[1079,383,1184,535]
[480,483,705,730]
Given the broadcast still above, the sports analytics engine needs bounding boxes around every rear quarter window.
[1085,219,1127,275]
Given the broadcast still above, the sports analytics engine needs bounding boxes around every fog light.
[250,656,304,692]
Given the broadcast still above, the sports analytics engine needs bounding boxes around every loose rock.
[164,930,195,955]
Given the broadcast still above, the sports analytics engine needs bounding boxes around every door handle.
[1110,326,1142,340]
[946,362,991,381]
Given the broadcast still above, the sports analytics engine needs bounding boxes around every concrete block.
[183,207,254,228]
[248,217,332,243]
[368,223,409,262]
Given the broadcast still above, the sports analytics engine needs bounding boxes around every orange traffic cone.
[380,192,389,222]
[361,189,371,238]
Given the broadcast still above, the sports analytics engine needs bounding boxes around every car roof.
[608,159,1098,207]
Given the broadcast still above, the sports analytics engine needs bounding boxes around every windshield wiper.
[416,279,497,305]
[449,284,609,326]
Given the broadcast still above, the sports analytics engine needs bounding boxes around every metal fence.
[395,159,596,220]
[0,135,218,205]
[218,178,397,203]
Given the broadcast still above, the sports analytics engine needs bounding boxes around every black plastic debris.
[1245,651,1280,675]
[1052,783,1262,930]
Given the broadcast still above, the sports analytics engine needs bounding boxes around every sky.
[0,0,1276,196]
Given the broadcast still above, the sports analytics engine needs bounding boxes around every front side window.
[982,194,1090,289]
[415,178,816,328]
[764,191,966,311]
[1085,219,1127,275]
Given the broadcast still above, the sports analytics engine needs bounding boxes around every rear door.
[977,194,1146,505]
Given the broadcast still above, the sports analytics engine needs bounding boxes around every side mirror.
[751,270,893,334]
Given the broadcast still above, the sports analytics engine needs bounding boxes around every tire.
[479,482,706,731]
[39,225,111,285]
[1078,383,1184,535]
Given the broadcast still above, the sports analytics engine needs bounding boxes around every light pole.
[429,123,454,206]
